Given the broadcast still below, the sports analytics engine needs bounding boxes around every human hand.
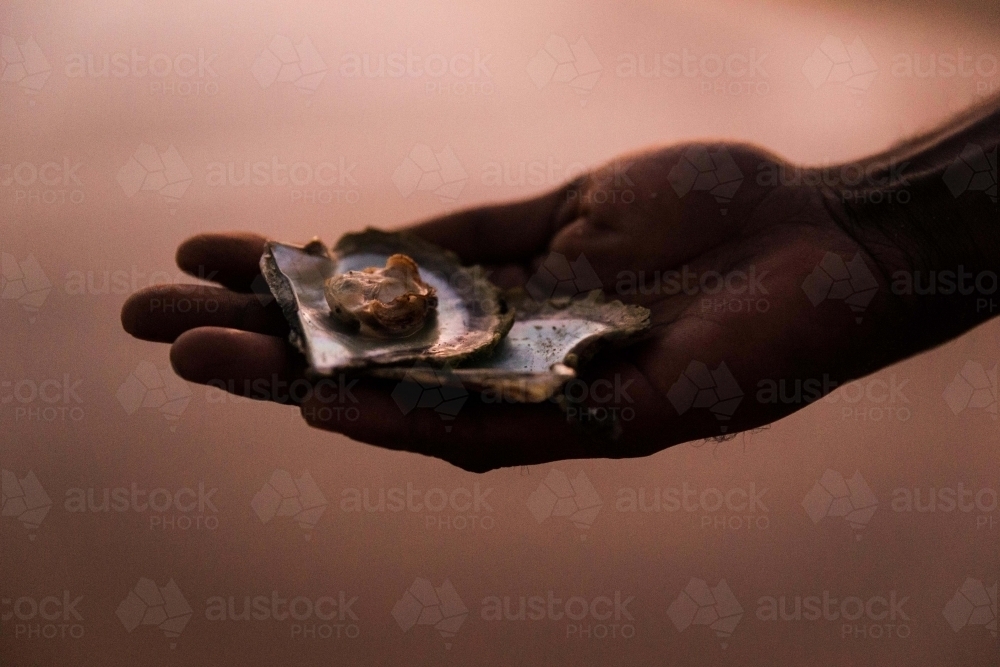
[120,139,988,472]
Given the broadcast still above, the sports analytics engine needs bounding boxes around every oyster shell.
[261,228,651,400]
[324,254,437,337]
[370,291,651,402]
[260,229,513,375]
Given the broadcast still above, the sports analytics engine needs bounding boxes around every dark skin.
[122,99,999,472]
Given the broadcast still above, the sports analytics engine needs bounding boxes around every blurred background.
[1,0,997,664]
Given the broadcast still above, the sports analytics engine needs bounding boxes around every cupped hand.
[122,144,910,472]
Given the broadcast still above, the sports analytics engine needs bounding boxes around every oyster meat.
[324,254,437,337]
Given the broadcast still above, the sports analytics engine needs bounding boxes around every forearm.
[825,95,999,350]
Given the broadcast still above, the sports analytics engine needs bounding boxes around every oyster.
[324,254,437,337]
[370,291,650,402]
[260,229,513,375]
[261,228,651,400]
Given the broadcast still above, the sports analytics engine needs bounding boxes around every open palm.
[123,144,910,471]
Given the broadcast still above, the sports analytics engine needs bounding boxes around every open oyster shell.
[369,291,651,402]
[260,229,513,375]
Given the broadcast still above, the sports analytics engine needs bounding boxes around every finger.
[122,285,288,343]
[405,182,579,266]
[170,327,304,404]
[176,232,269,291]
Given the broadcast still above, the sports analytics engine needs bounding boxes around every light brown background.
[2,0,997,664]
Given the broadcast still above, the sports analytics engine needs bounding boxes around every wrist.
[824,159,999,348]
